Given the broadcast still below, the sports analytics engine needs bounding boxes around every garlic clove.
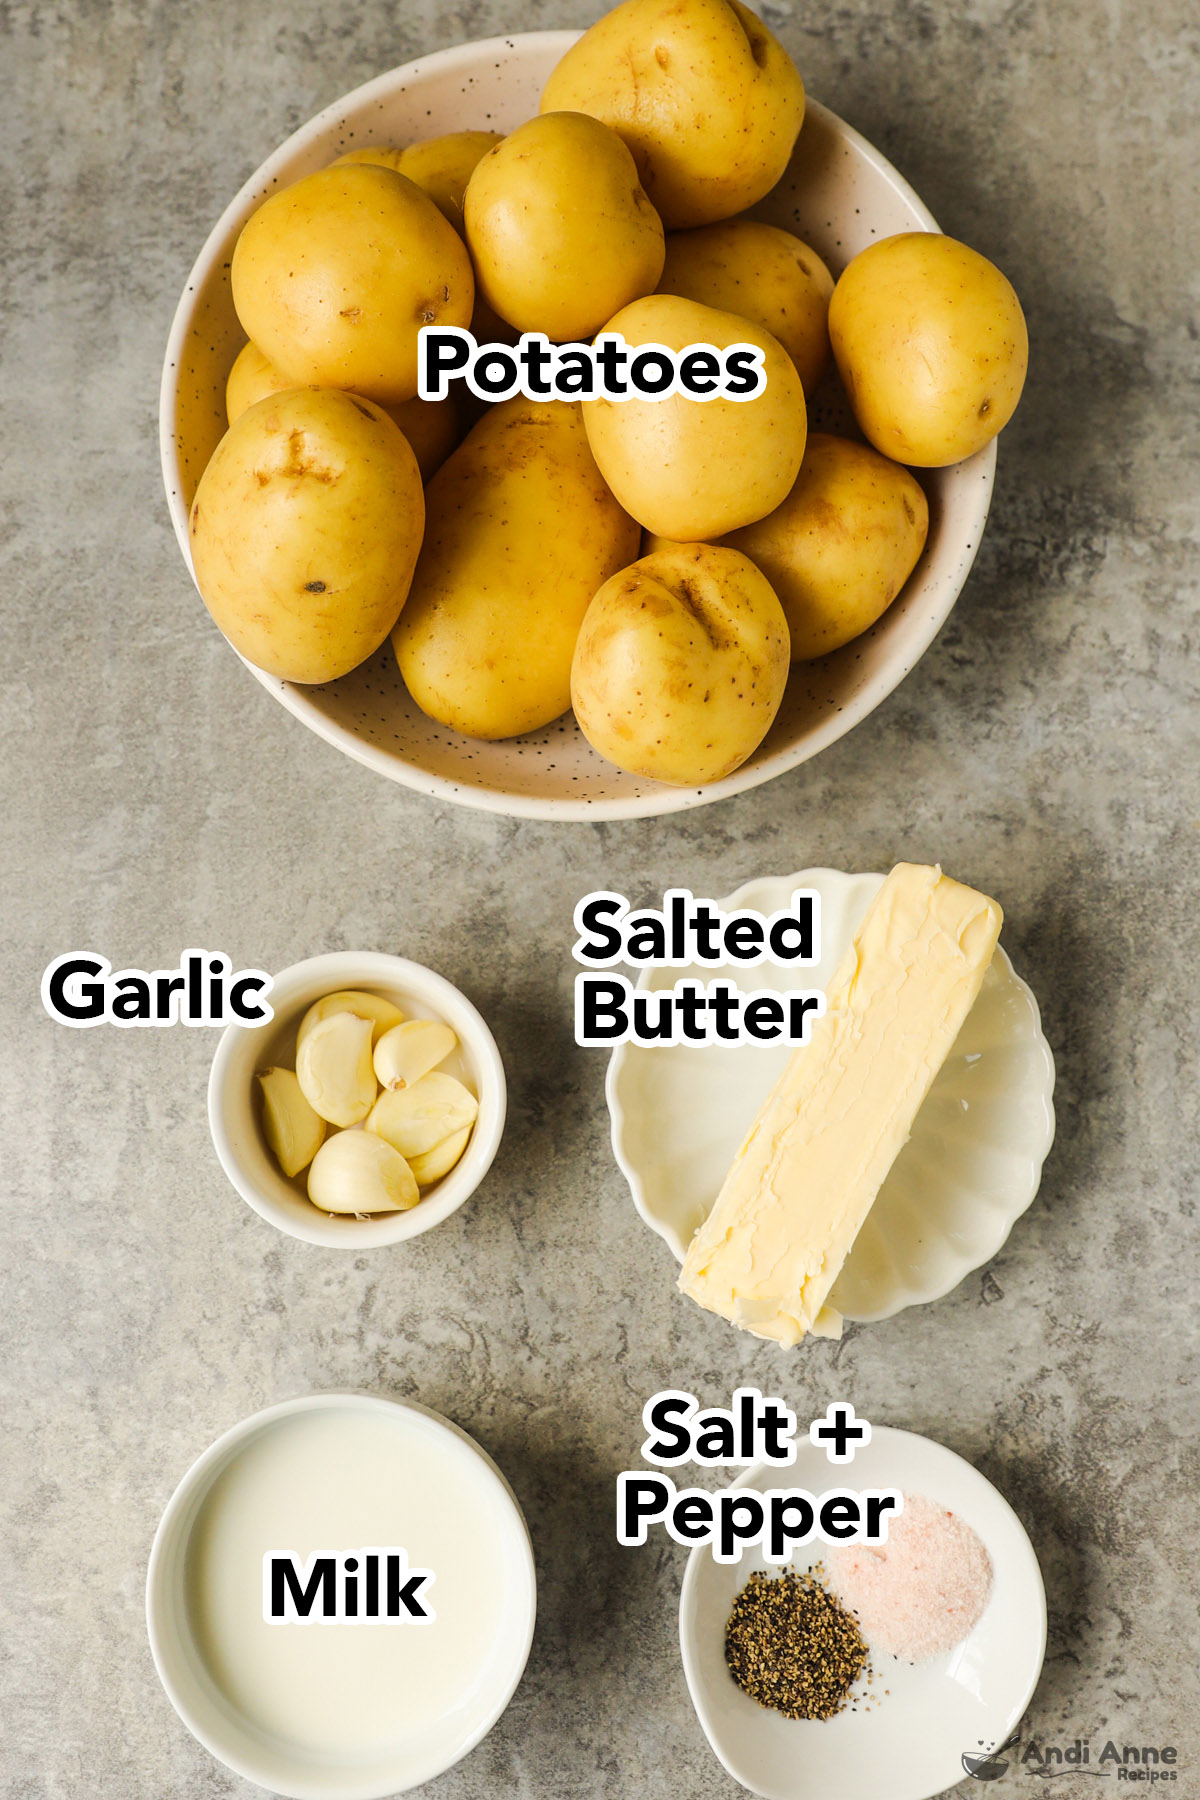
[373,1018,457,1091]
[308,1129,419,1214]
[366,1072,479,1161]
[295,1010,378,1126]
[297,988,404,1050]
[408,1125,472,1187]
[257,1066,326,1177]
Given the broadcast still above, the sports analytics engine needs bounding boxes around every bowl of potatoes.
[163,4,1025,820]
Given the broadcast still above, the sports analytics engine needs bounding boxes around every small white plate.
[607,870,1054,1323]
[147,1391,536,1799]
[679,1426,1047,1800]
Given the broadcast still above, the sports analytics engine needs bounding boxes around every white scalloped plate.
[160,34,995,820]
[606,870,1055,1323]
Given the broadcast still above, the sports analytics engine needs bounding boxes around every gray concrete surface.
[3,0,1199,1794]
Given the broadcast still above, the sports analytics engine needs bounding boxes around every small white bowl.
[679,1426,1046,1800]
[161,33,995,821]
[208,951,505,1247]
[146,1391,536,1799]
[607,869,1055,1326]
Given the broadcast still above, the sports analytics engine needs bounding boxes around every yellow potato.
[657,221,833,395]
[393,398,640,739]
[225,340,286,426]
[385,392,463,482]
[541,0,804,229]
[571,543,789,784]
[224,340,461,481]
[334,131,502,235]
[582,295,806,539]
[697,433,930,659]
[464,113,665,341]
[828,232,1028,466]
[189,387,424,683]
[231,164,474,405]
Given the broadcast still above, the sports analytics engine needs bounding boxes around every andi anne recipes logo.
[962,1731,1182,1783]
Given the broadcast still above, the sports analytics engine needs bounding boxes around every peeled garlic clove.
[257,1066,326,1178]
[367,1072,479,1160]
[295,1010,378,1126]
[408,1125,472,1187]
[373,1018,457,1091]
[308,1130,419,1214]
[297,988,405,1050]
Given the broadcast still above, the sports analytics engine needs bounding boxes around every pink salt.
[828,1491,992,1663]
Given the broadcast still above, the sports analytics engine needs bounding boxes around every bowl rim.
[677,1425,1048,1800]
[161,32,995,821]
[207,951,507,1247]
[145,1389,538,1799]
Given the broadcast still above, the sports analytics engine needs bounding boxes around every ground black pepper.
[724,1567,869,1722]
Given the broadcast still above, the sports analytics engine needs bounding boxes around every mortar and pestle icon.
[962,1730,1022,1780]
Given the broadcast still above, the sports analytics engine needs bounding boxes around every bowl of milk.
[146,1391,536,1797]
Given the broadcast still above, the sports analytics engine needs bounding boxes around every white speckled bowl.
[607,870,1055,1324]
[208,952,505,1248]
[161,35,996,819]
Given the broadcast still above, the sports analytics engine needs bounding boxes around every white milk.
[185,1405,517,1759]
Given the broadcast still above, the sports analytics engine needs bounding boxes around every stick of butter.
[678,863,1003,1347]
